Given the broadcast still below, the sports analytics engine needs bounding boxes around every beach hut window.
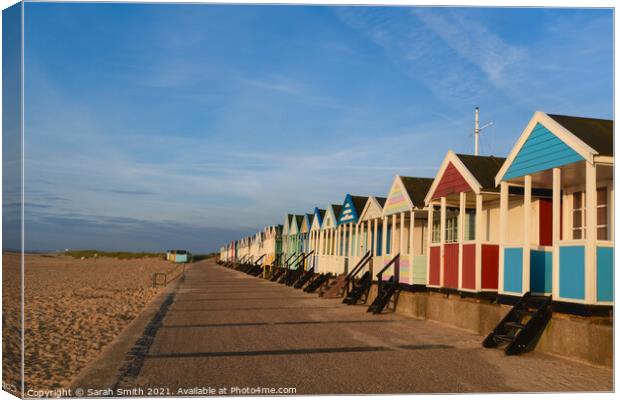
[572,192,585,239]
[597,187,608,240]
[432,206,441,243]
[445,207,459,243]
[464,208,476,241]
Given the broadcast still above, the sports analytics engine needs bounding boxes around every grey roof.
[400,177,434,208]
[456,154,506,192]
[547,114,613,157]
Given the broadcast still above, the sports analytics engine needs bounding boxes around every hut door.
[539,198,552,246]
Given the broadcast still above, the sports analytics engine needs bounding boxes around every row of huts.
[220,111,613,310]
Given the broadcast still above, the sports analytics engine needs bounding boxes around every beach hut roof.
[384,175,433,216]
[359,196,387,222]
[424,151,506,203]
[495,111,613,184]
[455,154,505,192]
[338,194,369,225]
[320,204,341,230]
[547,114,613,156]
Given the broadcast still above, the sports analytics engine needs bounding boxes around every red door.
[539,198,552,246]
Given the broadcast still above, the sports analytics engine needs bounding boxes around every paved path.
[112,260,611,395]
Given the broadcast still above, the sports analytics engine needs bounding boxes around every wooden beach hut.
[424,151,505,293]
[308,208,326,272]
[495,112,613,308]
[356,196,386,274]
[282,214,294,260]
[317,204,342,274]
[335,195,369,274]
[263,225,283,268]
[382,176,434,287]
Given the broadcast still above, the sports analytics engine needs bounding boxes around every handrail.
[254,254,266,265]
[376,253,400,283]
[284,253,298,268]
[274,253,283,268]
[346,251,372,281]
[287,253,303,269]
[291,250,314,270]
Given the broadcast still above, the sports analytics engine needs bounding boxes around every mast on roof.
[474,107,494,156]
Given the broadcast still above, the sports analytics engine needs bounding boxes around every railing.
[254,254,266,265]
[274,253,284,268]
[284,253,298,268]
[291,250,314,271]
[152,264,186,288]
[376,253,400,283]
[344,251,372,295]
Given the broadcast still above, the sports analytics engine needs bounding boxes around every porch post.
[399,212,405,256]
[523,175,532,294]
[367,220,372,255]
[475,193,483,291]
[409,210,415,257]
[499,182,508,294]
[585,162,597,304]
[373,219,378,256]
[426,203,433,286]
[552,168,561,299]
[335,226,340,257]
[440,197,447,287]
[458,191,465,290]
[381,217,387,259]
[348,222,354,257]
[392,214,397,255]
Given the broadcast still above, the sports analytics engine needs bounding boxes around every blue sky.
[19,3,612,252]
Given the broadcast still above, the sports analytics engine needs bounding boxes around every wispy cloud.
[411,9,527,88]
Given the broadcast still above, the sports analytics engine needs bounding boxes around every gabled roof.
[401,177,434,208]
[310,208,326,231]
[425,151,505,203]
[547,114,613,157]
[359,196,386,221]
[455,154,505,192]
[338,194,369,225]
[496,111,613,184]
[321,204,341,230]
[384,175,433,216]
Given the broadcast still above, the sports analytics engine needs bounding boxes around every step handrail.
[291,250,314,271]
[376,253,400,283]
[344,251,372,295]
[274,253,284,268]
[346,251,372,281]
[284,253,298,268]
[286,253,304,270]
[253,254,266,265]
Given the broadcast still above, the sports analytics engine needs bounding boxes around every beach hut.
[301,213,313,253]
[382,176,434,287]
[308,208,326,272]
[169,250,190,263]
[263,225,283,268]
[356,196,386,274]
[424,152,505,293]
[494,112,613,307]
[335,195,369,274]
[282,214,294,260]
[317,204,342,274]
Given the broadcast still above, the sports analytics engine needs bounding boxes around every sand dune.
[3,253,183,391]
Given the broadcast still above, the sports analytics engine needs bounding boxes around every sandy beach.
[3,252,184,391]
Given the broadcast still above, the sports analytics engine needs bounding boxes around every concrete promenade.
[101,259,612,394]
